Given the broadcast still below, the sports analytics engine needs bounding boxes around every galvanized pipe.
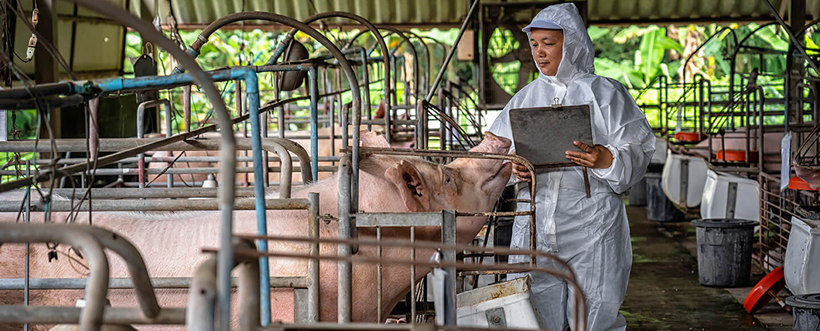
[0,198,310,212]
[0,166,331,177]
[0,307,186,325]
[0,276,308,290]
[88,98,100,161]
[43,187,265,199]
[78,226,161,318]
[307,192,320,322]
[187,256,217,331]
[42,3,238,328]
[1,137,313,185]
[0,223,109,331]
[136,99,172,189]
[187,238,259,331]
[183,85,192,132]
[228,235,586,331]
[336,154,352,323]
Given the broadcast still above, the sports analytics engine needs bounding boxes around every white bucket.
[661,152,708,209]
[456,276,544,329]
[785,216,820,295]
[701,170,759,221]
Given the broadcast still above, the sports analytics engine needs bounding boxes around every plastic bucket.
[628,176,648,206]
[646,172,683,222]
[692,219,757,287]
[785,294,820,331]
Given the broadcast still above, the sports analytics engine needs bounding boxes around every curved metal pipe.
[180,10,361,205]
[187,238,259,331]
[33,3,237,329]
[400,30,431,96]
[681,27,737,87]
[378,28,421,101]
[0,223,109,331]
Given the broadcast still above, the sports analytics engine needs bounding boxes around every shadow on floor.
[623,203,791,330]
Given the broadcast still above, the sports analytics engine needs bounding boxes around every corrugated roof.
[9,0,820,78]
[143,0,820,28]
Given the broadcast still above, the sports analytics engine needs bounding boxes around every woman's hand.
[511,152,533,182]
[565,141,613,169]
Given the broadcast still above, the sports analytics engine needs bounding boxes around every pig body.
[0,132,511,329]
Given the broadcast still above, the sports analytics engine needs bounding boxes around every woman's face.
[530,28,563,76]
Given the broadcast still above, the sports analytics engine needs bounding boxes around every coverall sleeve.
[589,83,656,194]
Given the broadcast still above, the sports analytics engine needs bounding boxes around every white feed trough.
[456,275,544,329]
[661,152,709,210]
[700,170,759,221]
[785,216,820,295]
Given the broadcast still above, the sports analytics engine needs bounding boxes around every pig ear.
[374,100,386,119]
[384,160,430,212]
[359,130,390,148]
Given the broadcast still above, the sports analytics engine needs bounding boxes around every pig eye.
[445,177,451,184]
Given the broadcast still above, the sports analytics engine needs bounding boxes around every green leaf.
[587,26,611,41]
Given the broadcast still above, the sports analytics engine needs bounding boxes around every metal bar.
[24,162,30,331]
[187,257,217,331]
[42,187,266,199]
[761,0,820,75]
[441,210,457,326]
[425,0,479,102]
[356,212,453,227]
[0,223,109,331]
[410,226,416,324]
[376,226,383,322]
[0,306,186,325]
[0,276,309,290]
[336,154,353,323]
[310,66,320,181]
[0,198,310,212]
[307,192,320,322]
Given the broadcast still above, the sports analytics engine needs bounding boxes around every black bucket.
[646,172,683,222]
[692,219,757,287]
[786,294,820,331]
[628,176,648,206]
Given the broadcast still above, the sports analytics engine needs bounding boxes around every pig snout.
[472,132,511,155]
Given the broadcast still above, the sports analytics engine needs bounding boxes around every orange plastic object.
[715,150,760,162]
[674,132,704,142]
[744,267,786,314]
[789,176,820,191]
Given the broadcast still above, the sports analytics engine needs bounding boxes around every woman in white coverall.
[487,3,655,331]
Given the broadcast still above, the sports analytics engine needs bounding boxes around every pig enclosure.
[0,3,585,331]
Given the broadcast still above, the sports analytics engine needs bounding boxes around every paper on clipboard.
[508,104,593,170]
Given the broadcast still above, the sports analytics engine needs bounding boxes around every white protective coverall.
[487,3,656,331]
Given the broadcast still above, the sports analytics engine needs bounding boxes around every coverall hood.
[526,3,594,83]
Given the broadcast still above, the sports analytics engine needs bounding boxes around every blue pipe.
[309,67,319,181]
[239,67,273,327]
[96,67,272,325]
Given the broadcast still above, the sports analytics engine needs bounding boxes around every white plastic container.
[457,276,544,329]
[785,216,820,295]
[701,170,760,221]
[661,152,709,209]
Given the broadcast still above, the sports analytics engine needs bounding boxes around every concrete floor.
[622,204,793,331]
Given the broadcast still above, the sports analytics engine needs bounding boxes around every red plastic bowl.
[744,266,785,314]
[674,132,704,142]
[789,176,819,191]
[715,150,760,162]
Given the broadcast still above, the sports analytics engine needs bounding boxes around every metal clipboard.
[509,103,593,198]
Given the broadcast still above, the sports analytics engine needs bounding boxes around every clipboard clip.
[551,97,562,108]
